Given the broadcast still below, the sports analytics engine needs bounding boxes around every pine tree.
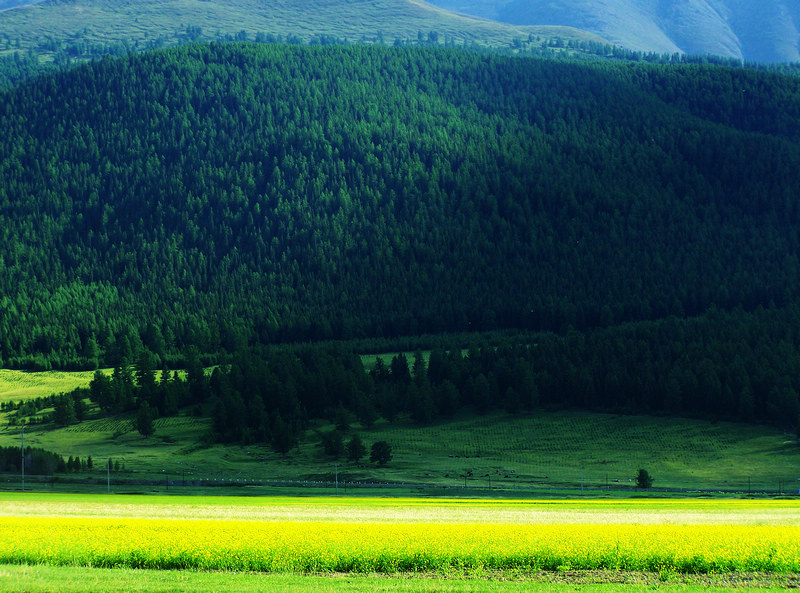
[135,401,155,438]
[346,434,366,463]
[89,370,115,413]
[53,394,77,426]
[636,468,653,489]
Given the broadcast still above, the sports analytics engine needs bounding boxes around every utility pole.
[335,463,338,496]
[20,426,24,492]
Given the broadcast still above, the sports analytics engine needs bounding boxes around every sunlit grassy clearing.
[0,369,110,404]
[1,493,800,526]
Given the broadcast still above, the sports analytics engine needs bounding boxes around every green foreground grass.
[1,564,796,593]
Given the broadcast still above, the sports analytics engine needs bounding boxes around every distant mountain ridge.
[427,0,800,62]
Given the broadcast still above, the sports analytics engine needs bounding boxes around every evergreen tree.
[135,350,158,406]
[271,413,296,455]
[185,346,209,405]
[89,370,114,412]
[346,434,367,463]
[135,401,155,438]
[53,394,77,427]
[390,354,411,385]
[112,363,135,411]
[636,468,653,489]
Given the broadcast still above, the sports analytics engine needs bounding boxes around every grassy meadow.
[1,365,799,495]
[0,368,109,405]
[0,494,798,591]
[3,402,799,494]
[0,0,605,63]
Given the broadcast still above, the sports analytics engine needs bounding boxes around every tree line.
[0,443,126,476]
[0,444,69,475]
[7,304,790,454]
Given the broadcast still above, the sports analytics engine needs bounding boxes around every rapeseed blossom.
[0,517,798,573]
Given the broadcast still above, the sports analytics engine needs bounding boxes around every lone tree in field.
[370,440,392,466]
[636,468,653,489]
[346,434,367,463]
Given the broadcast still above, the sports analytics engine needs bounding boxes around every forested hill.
[1,43,800,369]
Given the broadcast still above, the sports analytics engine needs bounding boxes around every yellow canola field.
[1,517,799,573]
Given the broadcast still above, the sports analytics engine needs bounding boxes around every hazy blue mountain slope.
[500,0,682,54]
[654,0,740,57]
[428,0,800,62]
[727,0,800,63]
[0,0,46,10]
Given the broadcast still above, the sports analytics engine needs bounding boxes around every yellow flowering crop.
[0,517,798,573]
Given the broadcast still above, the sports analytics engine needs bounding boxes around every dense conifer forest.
[1,42,800,437]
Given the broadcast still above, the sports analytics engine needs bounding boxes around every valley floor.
[4,406,800,494]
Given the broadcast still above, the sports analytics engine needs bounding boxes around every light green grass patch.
[0,369,109,403]
[2,564,794,593]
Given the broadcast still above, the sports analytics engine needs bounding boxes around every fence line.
[1,472,798,497]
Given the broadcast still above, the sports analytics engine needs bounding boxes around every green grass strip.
[1,564,798,593]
